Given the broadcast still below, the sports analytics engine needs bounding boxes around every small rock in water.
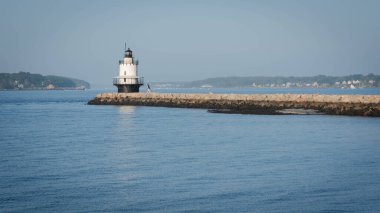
[276,108,324,115]
[207,109,234,113]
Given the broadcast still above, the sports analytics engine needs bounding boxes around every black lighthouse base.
[115,84,142,93]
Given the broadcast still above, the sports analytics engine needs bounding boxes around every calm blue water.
[1,88,380,212]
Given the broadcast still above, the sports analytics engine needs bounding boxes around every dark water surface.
[1,89,380,212]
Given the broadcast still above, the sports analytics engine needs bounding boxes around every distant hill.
[178,74,380,88]
[0,72,90,90]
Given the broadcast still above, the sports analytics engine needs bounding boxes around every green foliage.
[0,72,90,90]
[184,74,380,88]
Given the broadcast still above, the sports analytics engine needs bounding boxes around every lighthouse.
[113,45,144,93]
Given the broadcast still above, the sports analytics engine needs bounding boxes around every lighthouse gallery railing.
[113,77,144,85]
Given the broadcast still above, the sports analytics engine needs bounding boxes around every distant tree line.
[0,72,90,90]
[183,74,380,88]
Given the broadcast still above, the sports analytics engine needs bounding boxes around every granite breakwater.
[88,93,380,116]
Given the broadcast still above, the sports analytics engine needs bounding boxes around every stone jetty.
[88,93,380,116]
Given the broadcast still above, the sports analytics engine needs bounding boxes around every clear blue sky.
[1,0,379,88]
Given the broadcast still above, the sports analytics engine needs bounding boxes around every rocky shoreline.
[88,93,380,117]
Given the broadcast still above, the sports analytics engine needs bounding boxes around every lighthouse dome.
[125,48,133,58]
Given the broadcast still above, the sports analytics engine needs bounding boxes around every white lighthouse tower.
[113,45,144,93]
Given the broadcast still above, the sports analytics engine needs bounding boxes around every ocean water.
[0,88,380,212]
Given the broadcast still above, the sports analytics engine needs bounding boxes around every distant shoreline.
[0,87,86,91]
[0,72,90,90]
[151,74,380,89]
[153,86,379,89]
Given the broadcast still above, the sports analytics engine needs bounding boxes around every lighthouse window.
[124,78,126,82]
[124,72,126,75]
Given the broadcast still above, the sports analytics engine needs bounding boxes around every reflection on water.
[117,105,136,115]
[116,106,137,132]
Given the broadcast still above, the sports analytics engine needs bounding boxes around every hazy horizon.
[1,0,379,88]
